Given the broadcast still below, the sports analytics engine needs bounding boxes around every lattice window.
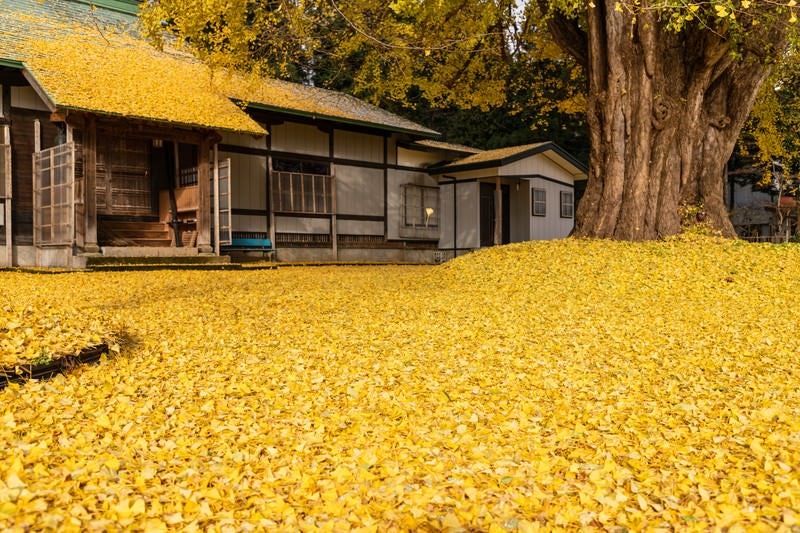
[33,143,75,246]
[271,171,333,214]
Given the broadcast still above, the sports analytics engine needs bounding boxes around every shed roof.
[223,75,439,137]
[0,1,265,135]
[431,141,587,176]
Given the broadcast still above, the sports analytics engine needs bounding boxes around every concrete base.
[101,246,200,258]
[34,246,86,268]
[275,247,438,264]
[12,246,37,267]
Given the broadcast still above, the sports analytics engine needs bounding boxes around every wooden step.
[99,219,171,247]
[131,238,173,247]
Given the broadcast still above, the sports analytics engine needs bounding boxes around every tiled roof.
[0,0,265,135]
[413,139,483,154]
[223,75,439,137]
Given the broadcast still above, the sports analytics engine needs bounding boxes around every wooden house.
[431,143,588,258]
[0,0,587,267]
[0,0,264,267]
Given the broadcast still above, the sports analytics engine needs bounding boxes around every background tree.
[141,0,799,240]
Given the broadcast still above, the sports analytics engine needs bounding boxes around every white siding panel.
[528,178,574,240]
[271,122,329,156]
[503,153,574,183]
[10,86,49,111]
[387,169,437,240]
[335,165,383,216]
[337,220,383,235]
[334,130,383,163]
[276,216,330,234]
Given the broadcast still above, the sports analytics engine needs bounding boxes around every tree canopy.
[142,0,800,239]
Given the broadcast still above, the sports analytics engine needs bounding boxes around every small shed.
[431,142,587,255]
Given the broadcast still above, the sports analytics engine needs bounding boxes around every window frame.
[560,190,574,219]
[531,187,547,217]
[403,184,439,229]
[270,157,334,215]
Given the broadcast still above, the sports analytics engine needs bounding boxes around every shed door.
[480,183,494,246]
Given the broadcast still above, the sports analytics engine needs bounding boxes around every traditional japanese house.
[0,0,264,267]
[0,0,587,267]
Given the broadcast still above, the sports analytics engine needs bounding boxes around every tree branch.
[538,3,588,70]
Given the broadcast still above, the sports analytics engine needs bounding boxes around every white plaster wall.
[220,150,268,233]
[437,181,480,250]
[333,130,383,163]
[10,86,49,111]
[337,220,383,235]
[220,131,267,149]
[335,165,383,216]
[276,216,330,234]
[270,122,329,156]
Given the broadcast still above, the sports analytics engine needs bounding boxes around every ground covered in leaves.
[2,237,800,531]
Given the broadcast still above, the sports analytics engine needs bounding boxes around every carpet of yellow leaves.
[2,237,800,531]
[0,278,117,367]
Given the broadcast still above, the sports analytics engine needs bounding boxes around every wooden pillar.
[266,124,276,251]
[196,138,212,253]
[83,116,99,253]
[494,177,502,246]
[213,144,220,256]
[329,130,337,260]
[2,125,11,266]
[331,166,337,259]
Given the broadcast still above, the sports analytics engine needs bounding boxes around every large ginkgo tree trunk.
[546,2,789,239]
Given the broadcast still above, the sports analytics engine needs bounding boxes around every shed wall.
[528,177,574,240]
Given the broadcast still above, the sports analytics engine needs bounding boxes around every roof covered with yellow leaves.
[0,0,438,138]
[0,0,263,135]
[222,75,439,137]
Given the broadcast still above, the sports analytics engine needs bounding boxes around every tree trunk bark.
[547,1,787,240]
